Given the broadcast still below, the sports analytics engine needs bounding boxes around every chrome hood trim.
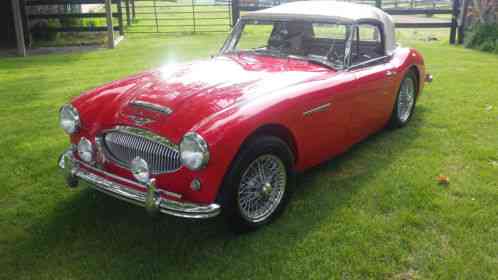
[130,100,173,116]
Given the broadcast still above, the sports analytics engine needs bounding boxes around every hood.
[73,54,332,142]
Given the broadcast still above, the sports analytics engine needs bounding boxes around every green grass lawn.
[0,30,497,279]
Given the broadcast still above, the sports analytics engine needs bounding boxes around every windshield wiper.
[226,50,337,69]
[288,55,337,70]
[226,49,287,59]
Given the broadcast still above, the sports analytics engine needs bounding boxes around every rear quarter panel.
[390,47,427,97]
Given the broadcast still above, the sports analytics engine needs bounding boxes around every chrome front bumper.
[58,149,221,219]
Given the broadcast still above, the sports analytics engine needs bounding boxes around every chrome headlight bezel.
[59,104,80,134]
[77,137,94,163]
[180,132,210,171]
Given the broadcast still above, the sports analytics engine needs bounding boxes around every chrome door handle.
[386,70,397,77]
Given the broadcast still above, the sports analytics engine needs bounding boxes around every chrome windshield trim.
[220,19,352,70]
[130,100,173,116]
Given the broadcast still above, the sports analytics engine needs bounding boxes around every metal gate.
[124,0,233,34]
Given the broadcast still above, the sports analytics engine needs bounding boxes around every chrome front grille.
[101,127,181,174]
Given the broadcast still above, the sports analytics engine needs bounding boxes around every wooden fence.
[25,0,123,34]
[236,0,459,41]
[124,0,233,34]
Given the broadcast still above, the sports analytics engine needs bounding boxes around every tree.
[471,0,497,24]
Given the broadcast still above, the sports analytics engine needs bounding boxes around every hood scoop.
[129,100,173,116]
[118,100,173,128]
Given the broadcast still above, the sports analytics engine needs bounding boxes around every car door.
[347,23,397,143]
[294,71,357,169]
[290,23,359,168]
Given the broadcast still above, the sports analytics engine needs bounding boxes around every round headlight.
[77,137,94,163]
[180,132,210,171]
[131,157,150,183]
[59,104,80,134]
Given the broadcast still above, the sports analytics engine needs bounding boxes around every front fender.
[189,86,306,204]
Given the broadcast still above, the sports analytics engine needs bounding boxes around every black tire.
[217,135,295,233]
[388,69,419,128]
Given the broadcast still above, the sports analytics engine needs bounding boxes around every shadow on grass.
[5,107,428,279]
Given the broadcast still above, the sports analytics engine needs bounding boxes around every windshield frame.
[219,19,355,70]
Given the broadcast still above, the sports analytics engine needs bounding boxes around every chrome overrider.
[58,149,221,219]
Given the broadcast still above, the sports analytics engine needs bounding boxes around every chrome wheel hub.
[262,182,273,196]
[238,155,287,223]
[398,77,415,123]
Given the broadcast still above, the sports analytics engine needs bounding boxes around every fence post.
[450,0,460,44]
[105,0,115,48]
[192,0,196,33]
[19,0,31,47]
[153,0,159,32]
[117,0,124,35]
[457,0,470,44]
[131,0,135,20]
[231,0,240,27]
[125,0,131,26]
[11,0,26,56]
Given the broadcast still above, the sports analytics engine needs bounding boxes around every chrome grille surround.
[100,126,181,174]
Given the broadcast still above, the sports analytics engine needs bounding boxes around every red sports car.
[58,1,431,232]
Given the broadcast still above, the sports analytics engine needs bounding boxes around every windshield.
[221,20,352,70]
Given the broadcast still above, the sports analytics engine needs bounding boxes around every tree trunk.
[472,0,485,23]
[472,0,497,24]
[482,0,497,24]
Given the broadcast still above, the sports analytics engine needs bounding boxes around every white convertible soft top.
[242,1,396,54]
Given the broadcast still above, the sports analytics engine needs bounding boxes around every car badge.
[128,114,155,126]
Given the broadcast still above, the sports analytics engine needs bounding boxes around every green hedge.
[465,23,498,54]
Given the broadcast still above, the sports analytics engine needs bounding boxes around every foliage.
[31,17,83,44]
[31,17,110,47]
[0,30,497,279]
[60,17,82,29]
[31,19,60,41]
[465,23,498,53]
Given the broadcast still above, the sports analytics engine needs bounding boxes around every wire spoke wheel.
[397,76,416,123]
[237,154,287,223]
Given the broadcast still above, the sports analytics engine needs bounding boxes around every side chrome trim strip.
[303,103,331,116]
[130,100,173,116]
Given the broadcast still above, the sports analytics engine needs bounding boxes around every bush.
[465,23,498,53]
[60,18,82,28]
[31,19,60,41]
